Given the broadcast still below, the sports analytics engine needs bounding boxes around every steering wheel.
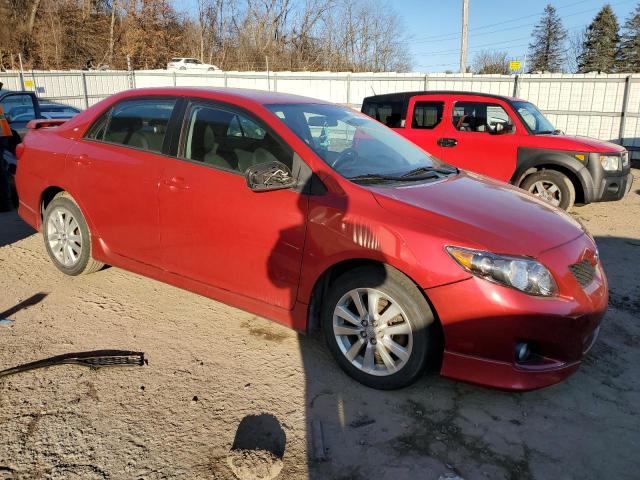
[331,148,359,170]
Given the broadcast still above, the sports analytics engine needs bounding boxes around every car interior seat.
[202,125,233,170]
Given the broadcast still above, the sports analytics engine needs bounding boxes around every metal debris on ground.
[0,319,14,326]
[0,350,146,379]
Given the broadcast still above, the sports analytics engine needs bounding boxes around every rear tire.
[521,170,575,211]
[322,265,439,390]
[43,193,104,276]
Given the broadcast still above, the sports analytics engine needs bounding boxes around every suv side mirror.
[245,161,297,192]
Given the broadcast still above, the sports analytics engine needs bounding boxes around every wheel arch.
[39,186,98,235]
[512,152,594,204]
[307,258,445,370]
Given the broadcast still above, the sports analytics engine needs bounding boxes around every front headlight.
[446,246,558,296]
[600,154,621,171]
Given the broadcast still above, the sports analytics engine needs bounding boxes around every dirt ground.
[1,170,639,480]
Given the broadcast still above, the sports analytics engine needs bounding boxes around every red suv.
[16,87,607,390]
[362,91,633,210]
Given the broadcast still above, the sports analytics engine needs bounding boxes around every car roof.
[115,87,331,106]
[362,90,524,104]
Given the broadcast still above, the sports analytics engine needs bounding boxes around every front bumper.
[594,170,633,202]
[427,234,608,391]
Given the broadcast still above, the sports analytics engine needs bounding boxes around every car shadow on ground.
[0,210,35,247]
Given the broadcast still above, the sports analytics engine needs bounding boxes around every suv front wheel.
[521,170,576,210]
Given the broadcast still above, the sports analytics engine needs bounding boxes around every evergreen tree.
[618,3,640,72]
[578,5,619,73]
[528,4,567,73]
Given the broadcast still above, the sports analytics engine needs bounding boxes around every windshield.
[266,103,448,181]
[512,101,556,134]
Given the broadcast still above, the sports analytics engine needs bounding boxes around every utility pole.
[460,0,469,74]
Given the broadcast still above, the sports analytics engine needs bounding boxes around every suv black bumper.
[593,170,633,202]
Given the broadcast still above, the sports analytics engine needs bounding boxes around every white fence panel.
[2,69,640,156]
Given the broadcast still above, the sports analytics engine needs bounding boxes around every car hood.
[369,172,586,257]
[532,134,625,153]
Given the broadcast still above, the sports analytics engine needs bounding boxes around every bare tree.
[471,50,509,74]
[566,28,586,73]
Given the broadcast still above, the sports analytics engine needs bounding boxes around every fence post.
[81,72,89,109]
[619,75,632,145]
[223,71,228,88]
[173,70,177,87]
[346,73,351,106]
[512,74,519,98]
[424,74,428,91]
[273,71,278,92]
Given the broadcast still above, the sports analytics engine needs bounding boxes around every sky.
[403,0,638,72]
[174,0,639,73]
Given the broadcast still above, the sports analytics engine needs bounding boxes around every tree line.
[0,0,410,72]
[473,3,640,75]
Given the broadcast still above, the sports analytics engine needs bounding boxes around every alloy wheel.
[47,206,83,267]
[333,288,413,376]
[528,180,562,206]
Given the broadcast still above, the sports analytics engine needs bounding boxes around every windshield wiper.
[348,171,450,184]
[401,166,458,178]
[348,173,404,183]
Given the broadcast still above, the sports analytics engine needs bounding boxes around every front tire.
[521,170,575,210]
[322,265,439,390]
[43,193,104,276]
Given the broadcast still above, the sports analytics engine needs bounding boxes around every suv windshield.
[267,103,451,181]
[512,101,556,134]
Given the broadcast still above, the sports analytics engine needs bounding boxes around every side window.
[363,101,404,128]
[181,104,292,173]
[87,98,176,153]
[1,93,37,124]
[411,101,444,129]
[452,101,513,133]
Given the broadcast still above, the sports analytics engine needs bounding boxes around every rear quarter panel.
[16,129,76,230]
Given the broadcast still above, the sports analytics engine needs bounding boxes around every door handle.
[163,176,190,190]
[437,138,458,148]
[73,154,91,166]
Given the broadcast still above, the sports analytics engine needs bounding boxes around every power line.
[411,0,634,44]
[411,0,586,42]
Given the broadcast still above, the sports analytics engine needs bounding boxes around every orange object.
[0,106,11,137]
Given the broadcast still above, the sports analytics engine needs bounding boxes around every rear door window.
[362,100,404,128]
[87,98,176,153]
[411,101,444,129]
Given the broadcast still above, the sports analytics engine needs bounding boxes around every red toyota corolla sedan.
[15,87,607,390]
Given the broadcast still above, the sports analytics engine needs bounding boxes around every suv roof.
[362,90,523,104]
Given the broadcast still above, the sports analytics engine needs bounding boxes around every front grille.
[569,260,595,288]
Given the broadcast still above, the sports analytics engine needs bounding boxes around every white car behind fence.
[167,58,220,71]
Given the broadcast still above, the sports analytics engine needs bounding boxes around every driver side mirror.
[245,161,297,192]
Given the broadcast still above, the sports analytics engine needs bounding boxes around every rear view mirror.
[245,161,297,192]
[307,115,338,127]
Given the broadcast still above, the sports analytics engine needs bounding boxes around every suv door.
[158,100,308,310]
[440,97,519,181]
[0,92,41,138]
[68,97,178,266]
[402,95,449,159]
